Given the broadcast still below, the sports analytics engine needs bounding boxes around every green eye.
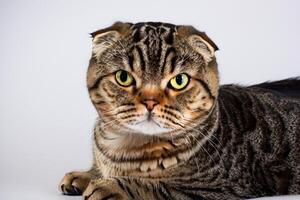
[115,70,134,86]
[169,73,189,90]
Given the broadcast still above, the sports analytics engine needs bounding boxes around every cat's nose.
[141,99,159,112]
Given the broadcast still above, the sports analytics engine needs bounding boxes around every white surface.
[1,0,300,199]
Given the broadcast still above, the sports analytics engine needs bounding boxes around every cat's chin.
[126,119,173,135]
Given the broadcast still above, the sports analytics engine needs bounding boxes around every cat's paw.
[59,171,93,196]
[83,178,128,200]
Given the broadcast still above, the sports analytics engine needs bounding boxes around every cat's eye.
[169,73,189,90]
[115,70,134,87]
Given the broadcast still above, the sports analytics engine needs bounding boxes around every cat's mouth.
[125,114,173,135]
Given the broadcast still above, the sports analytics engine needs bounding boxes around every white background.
[0,0,299,199]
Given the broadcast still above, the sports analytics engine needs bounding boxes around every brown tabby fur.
[59,22,300,200]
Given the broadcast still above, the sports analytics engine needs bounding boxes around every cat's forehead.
[120,23,182,81]
[129,22,178,44]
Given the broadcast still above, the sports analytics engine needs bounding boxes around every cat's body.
[59,22,300,200]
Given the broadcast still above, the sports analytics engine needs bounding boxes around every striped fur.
[59,22,300,200]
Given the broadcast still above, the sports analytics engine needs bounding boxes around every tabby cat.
[59,22,300,200]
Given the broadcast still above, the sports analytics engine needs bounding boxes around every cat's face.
[87,22,219,136]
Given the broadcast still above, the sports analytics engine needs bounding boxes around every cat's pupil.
[120,71,128,82]
[176,75,183,85]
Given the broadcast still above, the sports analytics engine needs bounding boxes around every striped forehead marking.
[128,23,179,76]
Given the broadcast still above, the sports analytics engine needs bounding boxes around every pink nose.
[141,99,159,111]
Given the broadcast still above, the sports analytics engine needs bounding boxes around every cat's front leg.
[83,177,243,200]
[82,177,161,200]
[83,178,130,200]
[59,169,98,196]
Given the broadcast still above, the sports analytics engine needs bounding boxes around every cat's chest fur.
[92,128,195,178]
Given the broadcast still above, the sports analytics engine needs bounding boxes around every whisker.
[187,132,222,174]
[100,104,136,115]
[100,118,120,130]
[178,121,223,165]
[184,136,201,173]
[172,118,223,173]
[181,117,222,146]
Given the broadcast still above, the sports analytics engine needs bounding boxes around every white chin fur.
[126,120,172,135]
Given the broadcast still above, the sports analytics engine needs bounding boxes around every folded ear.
[87,22,131,89]
[90,22,131,58]
[177,26,218,64]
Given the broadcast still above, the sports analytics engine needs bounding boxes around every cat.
[59,22,300,200]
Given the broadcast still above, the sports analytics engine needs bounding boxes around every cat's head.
[87,22,219,136]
